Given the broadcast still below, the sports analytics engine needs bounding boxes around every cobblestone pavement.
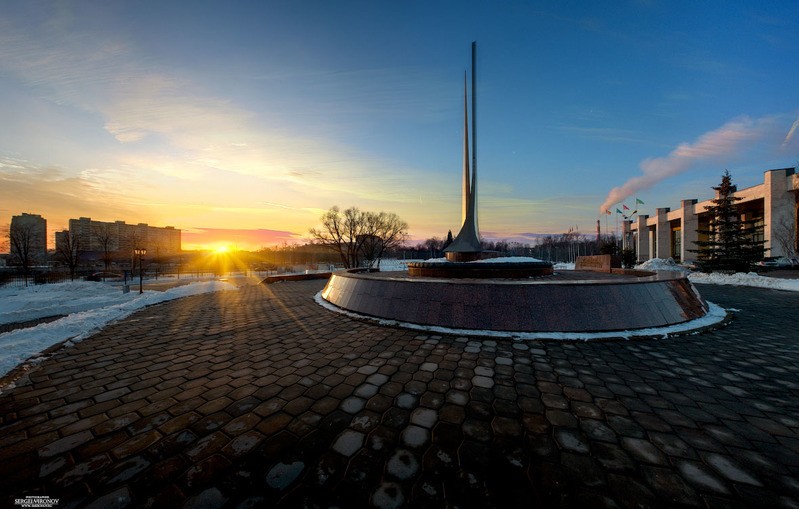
[1,281,798,508]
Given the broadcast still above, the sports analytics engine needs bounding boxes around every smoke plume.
[599,116,776,214]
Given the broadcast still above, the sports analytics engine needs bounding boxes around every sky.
[1,1,798,251]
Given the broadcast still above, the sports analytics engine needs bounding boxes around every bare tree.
[417,237,444,259]
[0,223,8,254]
[9,222,38,284]
[773,215,797,258]
[93,224,115,271]
[56,231,82,281]
[361,211,408,268]
[309,206,408,269]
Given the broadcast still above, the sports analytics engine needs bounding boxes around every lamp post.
[133,248,146,294]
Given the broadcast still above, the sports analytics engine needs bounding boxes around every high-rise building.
[68,217,181,256]
[9,213,47,263]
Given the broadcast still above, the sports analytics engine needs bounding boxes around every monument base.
[407,260,553,278]
[320,269,708,333]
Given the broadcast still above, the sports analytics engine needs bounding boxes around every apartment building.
[63,217,181,256]
[9,212,48,263]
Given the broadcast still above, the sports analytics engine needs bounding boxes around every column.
[636,215,649,262]
[763,168,794,257]
[655,208,671,259]
[680,199,698,263]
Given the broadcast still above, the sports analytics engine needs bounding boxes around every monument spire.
[462,72,470,224]
[444,41,483,261]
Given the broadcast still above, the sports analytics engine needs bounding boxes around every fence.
[0,271,75,289]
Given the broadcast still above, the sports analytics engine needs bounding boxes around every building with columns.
[627,167,799,263]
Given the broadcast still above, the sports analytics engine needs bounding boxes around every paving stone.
[702,452,764,486]
[546,409,578,428]
[182,487,228,509]
[410,408,437,429]
[111,429,163,459]
[401,425,430,448]
[641,465,703,507]
[181,454,231,490]
[1,281,798,508]
[620,437,669,465]
[591,442,636,472]
[52,453,113,487]
[84,486,132,509]
[332,429,364,457]
[648,431,696,459]
[677,460,731,495]
[99,454,151,485]
[580,419,617,443]
[38,430,94,458]
[554,428,590,454]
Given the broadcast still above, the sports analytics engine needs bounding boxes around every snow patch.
[0,281,237,381]
[424,256,545,264]
[386,449,419,480]
[265,461,305,490]
[635,258,690,273]
[689,271,799,291]
[372,482,405,509]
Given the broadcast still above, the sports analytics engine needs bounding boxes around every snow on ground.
[635,258,690,273]
[0,281,237,384]
[637,258,799,292]
[423,256,546,264]
[689,271,799,291]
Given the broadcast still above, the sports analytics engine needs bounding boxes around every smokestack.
[596,220,600,242]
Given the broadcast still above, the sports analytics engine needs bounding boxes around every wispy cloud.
[0,7,457,230]
[784,115,799,146]
[0,159,140,230]
[599,115,788,214]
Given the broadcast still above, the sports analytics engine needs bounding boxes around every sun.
[214,244,231,254]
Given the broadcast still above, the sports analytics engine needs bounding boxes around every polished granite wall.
[321,271,708,333]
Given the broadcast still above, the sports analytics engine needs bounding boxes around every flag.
[623,204,630,210]
[635,198,644,205]
[605,209,611,215]
[616,208,622,214]
[631,210,637,215]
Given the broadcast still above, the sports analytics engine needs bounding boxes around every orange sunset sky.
[2,2,797,252]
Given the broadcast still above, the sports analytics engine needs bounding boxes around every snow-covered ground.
[2,258,797,388]
[0,280,237,383]
[636,257,799,292]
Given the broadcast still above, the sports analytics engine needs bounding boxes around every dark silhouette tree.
[93,224,114,272]
[9,221,39,285]
[691,170,765,272]
[310,206,408,268]
[56,231,82,281]
[443,230,454,251]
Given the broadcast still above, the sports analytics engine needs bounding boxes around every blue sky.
[1,1,797,250]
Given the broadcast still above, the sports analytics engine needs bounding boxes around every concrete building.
[65,217,181,256]
[627,167,799,262]
[9,213,47,263]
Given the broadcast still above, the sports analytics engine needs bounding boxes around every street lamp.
[133,248,146,294]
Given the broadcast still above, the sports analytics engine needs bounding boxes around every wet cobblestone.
[0,280,798,507]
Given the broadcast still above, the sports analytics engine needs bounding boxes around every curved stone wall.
[320,270,708,333]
